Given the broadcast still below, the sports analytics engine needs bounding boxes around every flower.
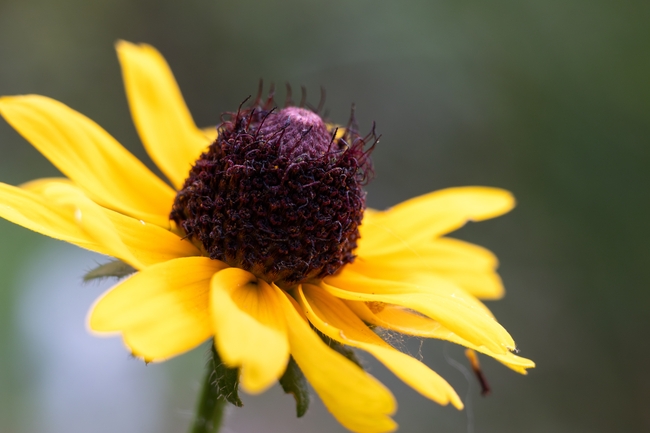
[0,41,534,433]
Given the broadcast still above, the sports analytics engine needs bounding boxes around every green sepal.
[279,356,310,417]
[190,345,235,433]
[83,260,136,282]
[209,345,243,407]
[316,329,363,368]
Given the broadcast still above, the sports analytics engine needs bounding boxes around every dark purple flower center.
[171,101,374,285]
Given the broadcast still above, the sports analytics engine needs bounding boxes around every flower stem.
[190,348,228,433]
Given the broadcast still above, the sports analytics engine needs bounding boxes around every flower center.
[170,101,375,284]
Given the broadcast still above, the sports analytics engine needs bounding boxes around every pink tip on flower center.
[259,107,332,159]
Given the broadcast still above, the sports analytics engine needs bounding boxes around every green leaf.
[83,260,136,282]
[210,345,243,407]
[279,357,310,418]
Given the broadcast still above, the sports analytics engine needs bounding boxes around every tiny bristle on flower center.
[170,94,376,284]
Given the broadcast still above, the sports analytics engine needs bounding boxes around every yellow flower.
[0,41,534,433]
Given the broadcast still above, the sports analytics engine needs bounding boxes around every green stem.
[190,348,228,433]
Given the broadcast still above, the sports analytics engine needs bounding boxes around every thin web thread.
[443,342,475,433]
[368,212,480,433]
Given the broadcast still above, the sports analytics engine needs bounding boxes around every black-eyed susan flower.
[0,41,534,433]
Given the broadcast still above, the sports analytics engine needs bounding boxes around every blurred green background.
[1,1,649,432]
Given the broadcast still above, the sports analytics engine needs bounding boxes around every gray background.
[0,1,648,432]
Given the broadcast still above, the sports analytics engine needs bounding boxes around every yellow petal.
[50,183,146,269]
[201,126,218,142]
[364,207,379,217]
[20,177,75,190]
[117,41,211,189]
[0,181,105,253]
[323,271,515,354]
[23,179,201,268]
[75,206,143,268]
[89,257,226,361]
[210,268,289,394]
[274,286,397,433]
[357,187,514,256]
[325,123,347,141]
[353,237,504,299]
[347,301,535,374]
[436,271,504,300]
[103,207,202,266]
[363,236,498,268]
[12,177,152,270]
[298,285,463,409]
[0,95,175,227]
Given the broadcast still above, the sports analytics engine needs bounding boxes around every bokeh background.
[1,1,649,432]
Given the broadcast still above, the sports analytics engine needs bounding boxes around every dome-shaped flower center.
[170,102,374,284]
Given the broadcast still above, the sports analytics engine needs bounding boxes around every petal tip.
[114,39,132,49]
[451,396,464,410]
[0,95,25,111]
[116,39,158,57]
